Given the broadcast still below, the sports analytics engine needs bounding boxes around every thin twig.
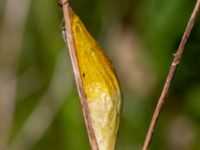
[142,1,200,150]
[61,0,99,150]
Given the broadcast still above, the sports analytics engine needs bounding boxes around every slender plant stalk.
[142,1,200,150]
[60,0,99,150]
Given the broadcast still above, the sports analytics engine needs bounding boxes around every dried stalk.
[142,0,200,150]
[60,0,99,149]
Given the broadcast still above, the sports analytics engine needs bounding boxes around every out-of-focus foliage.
[0,0,200,150]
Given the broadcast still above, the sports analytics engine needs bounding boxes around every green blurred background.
[0,0,200,149]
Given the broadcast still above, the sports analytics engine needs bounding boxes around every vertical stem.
[60,0,99,150]
[142,0,200,150]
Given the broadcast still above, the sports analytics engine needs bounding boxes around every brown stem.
[142,0,200,150]
[60,0,99,150]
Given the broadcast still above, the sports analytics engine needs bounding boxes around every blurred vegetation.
[0,0,200,150]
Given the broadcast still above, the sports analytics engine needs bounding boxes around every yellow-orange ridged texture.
[70,10,121,150]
